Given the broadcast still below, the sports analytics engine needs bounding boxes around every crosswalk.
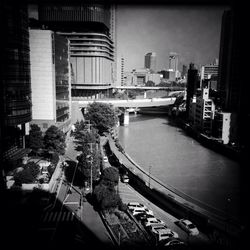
[40,210,75,225]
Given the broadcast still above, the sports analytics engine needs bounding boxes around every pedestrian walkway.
[61,132,115,247]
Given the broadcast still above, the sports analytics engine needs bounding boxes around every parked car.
[121,174,129,183]
[149,224,179,239]
[134,212,155,222]
[127,202,148,210]
[129,207,154,216]
[178,219,199,236]
[148,226,175,242]
[143,217,166,227]
[103,156,108,163]
[163,238,185,247]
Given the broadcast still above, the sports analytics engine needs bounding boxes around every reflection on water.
[118,114,241,219]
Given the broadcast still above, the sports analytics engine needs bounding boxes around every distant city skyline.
[117,4,229,72]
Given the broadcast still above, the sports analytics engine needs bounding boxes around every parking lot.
[118,181,213,248]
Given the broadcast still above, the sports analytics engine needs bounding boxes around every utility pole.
[85,119,92,132]
[87,142,95,194]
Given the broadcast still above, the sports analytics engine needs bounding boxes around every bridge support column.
[83,108,87,115]
[120,110,129,126]
[144,91,147,99]
[124,110,129,126]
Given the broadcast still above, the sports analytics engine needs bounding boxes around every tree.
[73,120,100,151]
[145,80,155,87]
[14,162,40,184]
[101,167,119,189]
[127,90,137,99]
[44,125,66,155]
[27,124,44,154]
[77,144,101,184]
[93,182,122,211]
[85,102,118,134]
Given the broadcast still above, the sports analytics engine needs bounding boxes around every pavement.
[56,132,115,247]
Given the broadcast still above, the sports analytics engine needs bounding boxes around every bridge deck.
[74,97,176,108]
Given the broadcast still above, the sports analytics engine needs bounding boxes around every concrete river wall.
[103,135,243,243]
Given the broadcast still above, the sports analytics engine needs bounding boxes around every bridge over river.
[71,97,177,125]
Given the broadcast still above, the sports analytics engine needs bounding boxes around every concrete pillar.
[124,110,129,126]
[144,91,147,99]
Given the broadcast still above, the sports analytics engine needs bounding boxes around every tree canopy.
[77,144,101,183]
[145,80,155,87]
[14,162,40,185]
[101,166,119,189]
[93,182,122,211]
[73,120,100,151]
[28,124,44,154]
[44,125,66,155]
[85,102,118,134]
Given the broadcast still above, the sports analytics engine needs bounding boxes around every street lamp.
[86,154,93,194]
[86,142,96,194]
[148,165,152,188]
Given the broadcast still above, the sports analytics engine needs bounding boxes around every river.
[117,113,241,220]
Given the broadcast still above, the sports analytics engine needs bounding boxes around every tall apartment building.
[144,52,156,73]
[38,3,116,99]
[200,61,219,81]
[193,88,215,136]
[212,111,233,144]
[29,29,71,133]
[1,2,32,184]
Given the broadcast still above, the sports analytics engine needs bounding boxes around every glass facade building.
[1,2,32,168]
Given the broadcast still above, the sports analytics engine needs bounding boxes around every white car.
[143,217,166,227]
[103,156,108,163]
[129,207,154,216]
[149,224,179,239]
[178,219,199,236]
[127,202,150,210]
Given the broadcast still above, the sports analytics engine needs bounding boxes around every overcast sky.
[116,4,229,72]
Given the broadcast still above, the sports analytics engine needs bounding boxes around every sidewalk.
[63,133,115,247]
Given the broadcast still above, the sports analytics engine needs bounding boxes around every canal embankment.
[103,134,244,246]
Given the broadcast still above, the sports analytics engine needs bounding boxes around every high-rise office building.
[1,2,32,187]
[169,52,179,72]
[121,56,125,86]
[186,63,199,119]
[144,52,156,73]
[217,7,243,147]
[37,3,116,99]
[218,9,240,113]
[29,29,71,133]
[181,64,188,79]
